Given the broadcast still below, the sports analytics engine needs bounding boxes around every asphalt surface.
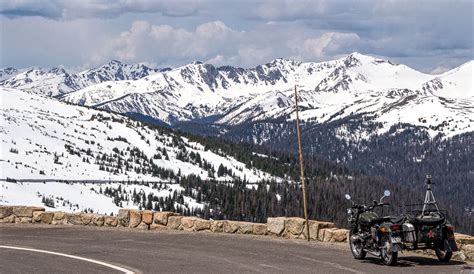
[0,224,472,274]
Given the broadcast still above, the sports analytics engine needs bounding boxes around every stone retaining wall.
[1,205,472,262]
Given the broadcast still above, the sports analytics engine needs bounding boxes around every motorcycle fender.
[446,238,458,252]
[391,243,402,252]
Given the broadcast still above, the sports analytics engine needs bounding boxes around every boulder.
[92,214,105,226]
[136,222,149,230]
[150,224,168,231]
[129,210,142,228]
[286,217,305,236]
[33,212,54,224]
[305,221,320,240]
[253,224,267,235]
[81,213,93,225]
[16,217,32,224]
[0,206,13,218]
[463,244,474,261]
[267,217,286,236]
[141,210,153,225]
[0,215,15,223]
[104,216,118,227]
[167,216,183,230]
[153,211,177,226]
[321,228,338,242]
[332,229,349,242]
[181,217,198,231]
[53,212,66,220]
[224,221,239,233]
[194,219,212,231]
[67,213,83,225]
[117,209,130,227]
[13,206,45,217]
[455,233,474,245]
[238,222,254,234]
[318,221,336,229]
[210,221,225,233]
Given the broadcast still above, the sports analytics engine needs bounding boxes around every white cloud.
[89,20,364,68]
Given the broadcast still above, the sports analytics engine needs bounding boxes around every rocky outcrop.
[0,205,472,263]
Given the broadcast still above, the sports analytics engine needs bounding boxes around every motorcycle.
[345,190,404,265]
[399,175,457,262]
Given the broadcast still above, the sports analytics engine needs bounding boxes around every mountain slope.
[0,61,163,97]
[54,53,473,138]
[0,87,275,182]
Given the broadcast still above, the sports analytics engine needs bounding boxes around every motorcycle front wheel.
[435,247,452,263]
[349,230,366,260]
[380,235,398,266]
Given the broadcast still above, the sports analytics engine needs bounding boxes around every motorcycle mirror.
[384,190,391,197]
[345,194,351,200]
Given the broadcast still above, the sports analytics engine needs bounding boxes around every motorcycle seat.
[388,215,405,225]
[407,214,445,226]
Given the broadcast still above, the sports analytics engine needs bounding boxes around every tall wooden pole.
[294,85,310,241]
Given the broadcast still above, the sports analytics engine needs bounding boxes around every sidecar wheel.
[381,235,398,266]
[435,248,452,263]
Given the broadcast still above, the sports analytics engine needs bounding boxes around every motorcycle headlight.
[347,208,352,215]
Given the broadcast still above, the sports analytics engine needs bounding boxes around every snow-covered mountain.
[0,87,275,183]
[0,61,164,97]
[2,53,472,138]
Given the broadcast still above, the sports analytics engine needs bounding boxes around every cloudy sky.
[0,0,472,73]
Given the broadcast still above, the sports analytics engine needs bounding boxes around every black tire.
[435,247,452,263]
[349,230,366,260]
[380,235,398,266]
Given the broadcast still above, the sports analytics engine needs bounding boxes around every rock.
[194,219,211,231]
[286,217,305,236]
[153,211,177,226]
[150,224,168,231]
[136,222,149,230]
[267,217,286,236]
[81,213,93,225]
[167,216,183,230]
[33,211,43,222]
[67,213,83,225]
[16,217,32,224]
[0,215,15,223]
[129,210,142,228]
[305,221,320,240]
[453,251,467,262]
[53,212,66,220]
[318,228,326,241]
[332,229,349,242]
[181,217,198,231]
[92,214,105,226]
[322,228,337,242]
[0,206,13,218]
[253,224,267,235]
[211,221,225,233]
[318,221,336,229]
[117,209,130,227]
[455,233,474,245]
[13,206,45,217]
[224,221,239,233]
[33,212,54,224]
[104,216,118,227]
[141,210,153,225]
[238,222,254,234]
[462,244,474,261]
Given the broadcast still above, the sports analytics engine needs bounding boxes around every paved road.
[0,224,471,274]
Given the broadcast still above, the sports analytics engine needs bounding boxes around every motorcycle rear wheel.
[349,231,366,260]
[380,235,398,266]
[435,247,452,263]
